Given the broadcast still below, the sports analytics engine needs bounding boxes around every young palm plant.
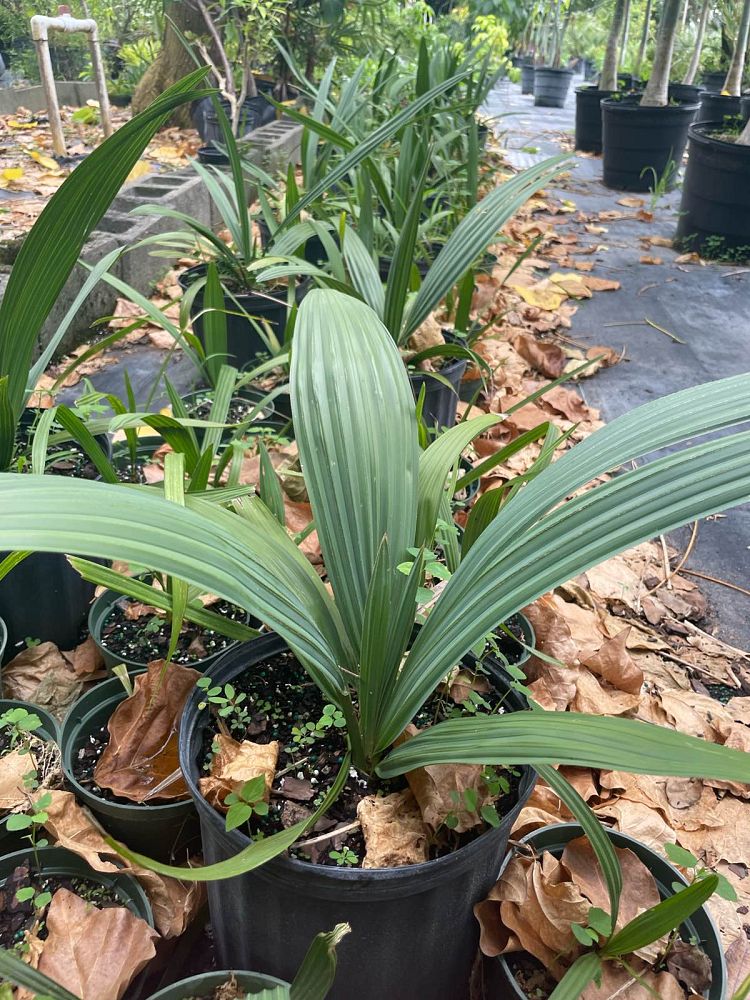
[1,287,749,808]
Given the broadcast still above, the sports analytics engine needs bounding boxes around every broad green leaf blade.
[0,475,345,702]
[292,290,419,649]
[50,405,119,483]
[290,923,350,1000]
[461,486,505,556]
[602,875,719,958]
[0,949,79,1000]
[0,68,211,418]
[548,953,602,1000]
[376,712,750,784]
[0,377,15,471]
[278,69,473,232]
[537,764,622,927]
[341,226,385,317]
[109,753,350,880]
[383,155,428,341]
[163,451,189,664]
[416,413,502,547]
[384,423,750,750]
[404,155,570,338]
[258,440,286,526]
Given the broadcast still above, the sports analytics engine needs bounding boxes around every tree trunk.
[680,0,689,30]
[640,0,682,105]
[738,116,750,144]
[633,0,653,78]
[619,0,632,66]
[682,0,710,83]
[723,0,750,94]
[131,1,207,126]
[600,0,628,89]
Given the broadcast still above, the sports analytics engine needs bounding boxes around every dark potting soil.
[507,953,558,999]
[493,614,527,666]
[199,649,521,868]
[0,860,123,950]
[186,395,269,425]
[99,597,244,666]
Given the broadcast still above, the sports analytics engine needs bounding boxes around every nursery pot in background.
[742,95,750,124]
[675,123,750,259]
[178,633,536,1000]
[409,353,467,431]
[520,63,535,95]
[533,67,574,108]
[601,96,700,191]
[148,971,290,1000]
[668,82,704,104]
[0,845,153,924]
[574,86,616,152]
[61,673,200,861]
[87,587,251,675]
[697,92,742,124]
[701,70,727,91]
[486,823,726,1000]
[0,552,96,666]
[179,265,288,371]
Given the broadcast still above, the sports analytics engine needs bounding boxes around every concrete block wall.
[0,116,303,360]
[0,81,99,115]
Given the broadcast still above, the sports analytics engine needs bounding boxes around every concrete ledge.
[0,81,99,114]
[2,114,304,361]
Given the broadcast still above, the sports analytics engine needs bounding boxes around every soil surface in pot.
[198,648,523,869]
[0,859,123,949]
[185,394,269,425]
[99,597,244,666]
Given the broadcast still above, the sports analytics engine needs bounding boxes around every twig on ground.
[647,522,699,594]
[682,569,750,599]
[677,619,750,661]
[645,317,686,344]
[295,820,361,850]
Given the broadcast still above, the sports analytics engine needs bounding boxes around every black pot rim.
[601,96,701,114]
[178,263,286,305]
[535,66,574,76]
[148,970,289,999]
[494,822,727,998]
[179,633,537,895]
[688,120,750,151]
[575,85,615,96]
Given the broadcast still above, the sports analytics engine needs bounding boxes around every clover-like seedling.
[224,775,269,833]
[329,847,358,867]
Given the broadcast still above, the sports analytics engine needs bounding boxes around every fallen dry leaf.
[0,749,35,810]
[38,888,158,1000]
[94,661,201,802]
[199,733,279,811]
[510,332,567,379]
[357,790,430,867]
[42,790,203,938]
[640,255,663,265]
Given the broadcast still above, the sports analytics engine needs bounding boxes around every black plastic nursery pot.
[0,551,97,666]
[0,845,153,924]
[675,123,750,258]
[574,86,616,152]
[148,971,290,1000]
[0,698,60,855]
[410,332,467,431]
[179,633,536,1000]
[201,96,275,143]
[520,63,535,95]
[87,587,250,675]
[181,386,276,442]
[486,822,726,999]
[197,143,229,166]
[601,96,699,191]
[61,673,200,861]
[179,265,288,370]
[701,70,727,92]
[697,91,742,124]
[668,82,704,104]
[533,67,574,108]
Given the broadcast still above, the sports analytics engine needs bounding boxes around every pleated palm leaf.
[1,289,750,882]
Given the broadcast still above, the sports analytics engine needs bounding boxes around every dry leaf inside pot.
[199,733,279,811]
[94,660,201,802]
[357,789,430,868]
[38,888,158,1000]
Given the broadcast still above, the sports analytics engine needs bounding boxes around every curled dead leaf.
[38,888,158,1000]
[94,661,201,802]
[199,733,279,811]
[357,789,430,867]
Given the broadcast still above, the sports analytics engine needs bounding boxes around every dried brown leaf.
[38,888,158,1000]
[94,661,200,802]
[357,790,430,868]
[199,733,279,811]
[510,333,567,378]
